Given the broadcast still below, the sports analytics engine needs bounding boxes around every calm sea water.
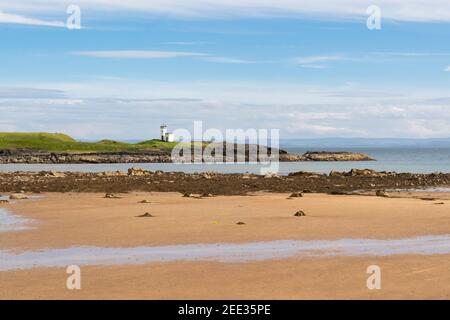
[0,147,449,175]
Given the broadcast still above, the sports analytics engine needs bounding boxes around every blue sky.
[1,1,450,139]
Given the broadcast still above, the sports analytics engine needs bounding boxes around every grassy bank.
[0,132,179,152]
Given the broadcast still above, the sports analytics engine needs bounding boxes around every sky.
[1,1,450,140]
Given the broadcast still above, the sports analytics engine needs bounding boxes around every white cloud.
[445,66,450,72]
[293,55,347,68]
[2,82,450,139]
[293,55,345,64]
[71,50,207,59]
[200,57,254,64]
[0,10,65,27]
[3,1,450,22]
[292,52,450,68]
[71,50,256,64]
[0,87,66,99]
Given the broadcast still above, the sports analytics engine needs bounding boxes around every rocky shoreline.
[0,168,448,195]
[0,149,373,164]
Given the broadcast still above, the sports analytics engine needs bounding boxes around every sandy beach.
[1,191,450,299]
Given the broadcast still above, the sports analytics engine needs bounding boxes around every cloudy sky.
[1,0,450,139]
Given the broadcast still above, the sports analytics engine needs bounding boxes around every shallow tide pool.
[0,205,33,233]
[2,235,450,271]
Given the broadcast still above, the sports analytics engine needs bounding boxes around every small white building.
[160,124,174,142]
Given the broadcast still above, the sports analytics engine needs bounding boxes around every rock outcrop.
[0,150,171,164]
[298,152,373,161]
[328,169,394,177]
[0,149,373,164]
[0,169,448,195]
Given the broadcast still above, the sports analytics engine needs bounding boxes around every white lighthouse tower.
[160,124,175,142]
[160,125,168,141]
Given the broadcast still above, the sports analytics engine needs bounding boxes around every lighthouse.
[160,124,175,142]
[160,125,168,141]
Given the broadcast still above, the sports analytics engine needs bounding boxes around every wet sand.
[1,192,450,299]
[2,255,450,299]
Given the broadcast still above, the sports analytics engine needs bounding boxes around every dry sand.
[1,192,450,299]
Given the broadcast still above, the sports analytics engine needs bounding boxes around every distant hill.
[0,132,178,152]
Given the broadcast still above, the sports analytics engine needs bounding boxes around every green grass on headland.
[0,132,180,152]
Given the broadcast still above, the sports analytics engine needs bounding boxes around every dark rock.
[329,170,345,177]
[137,212,154,218]
[289,192,303,198]
[294,210,306,217]
[375,190,389,198]
[329,190,348,195]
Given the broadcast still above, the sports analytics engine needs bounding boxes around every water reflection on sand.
[0,207,33,233]
[2,235,450,271]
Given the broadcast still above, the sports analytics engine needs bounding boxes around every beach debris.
[0,199,9,204]
[104,193,121,199]
[236,221,246,225]
[137,212,154,218]
[138,200,151,203]
[9,193,29,200]
[420,197,436,201]
[264,173,279,178]
[375,190,389,198]
[294,210,306,217]
[289,192,303,198]
[434,202,445,205]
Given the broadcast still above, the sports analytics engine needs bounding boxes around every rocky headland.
[0,149,373,164]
